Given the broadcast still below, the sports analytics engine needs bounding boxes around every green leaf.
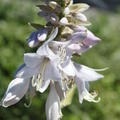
[28,22,45,30]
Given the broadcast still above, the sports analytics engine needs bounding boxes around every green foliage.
[0,0,120,120]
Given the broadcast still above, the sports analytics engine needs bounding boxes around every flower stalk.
[0,0,105,120]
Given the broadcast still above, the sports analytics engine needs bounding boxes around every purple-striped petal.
[28,31,39,48]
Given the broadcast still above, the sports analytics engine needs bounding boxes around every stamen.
[34,58,49,91]
[57,45,66,64]
[82,90,101,103]
[79,42,83,47]
[36,73,43,91]
[32,76,36,87]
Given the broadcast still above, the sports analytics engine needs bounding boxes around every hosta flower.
[1,0,105,120]
[74,63,103,103]
[0,27,60,106]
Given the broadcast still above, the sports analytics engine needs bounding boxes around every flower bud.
[28,32,39,48]
[59,17,68,26]
[37,29,48,42]
[83,30,101,46]
[64,7,70,15]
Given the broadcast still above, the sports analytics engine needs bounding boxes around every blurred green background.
[0,0,120,120]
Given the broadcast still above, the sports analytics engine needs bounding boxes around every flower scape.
[0,0,105,120]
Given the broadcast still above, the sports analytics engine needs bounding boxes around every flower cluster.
[0,0,104,120]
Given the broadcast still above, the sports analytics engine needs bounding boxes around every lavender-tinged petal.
[44,61,61,81]
[37,27,58,55]
[37,44,57,60]
[24,80,36,108]
[16,66,39,79]
[71,26,87,32]
[75,77,85,103]
[38,80,50,93]
[83,30,101,46]
[49,41,70,51]
[1,78,30,107]
[75,77,100,103]
[77,45,90,53]
[46,27,58,43]
[68,31,87,44]
[67,44,81,53]
[24,53,43,68]
[26,80,36,98]
[85,82,89,91]
[74,63,104,81]
[59,60,76,77]
[68,43,90,54]
[55,82,65,100]
[46,83,62,120]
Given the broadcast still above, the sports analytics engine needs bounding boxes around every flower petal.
[75,77,85,103]
[15,65,39,79]
[59,60,76,77]
[44,61,61,81]
[75,77,100,103]
[46,83,62,120]
[55,82,65,100]
[85,82,89,91]
[24,53,43,68]
[74,63,104,81]
[59,17,68,26]
[37,44,57,60]
[38,80,50,93]
[46,27,58,43]
[83,30,101,46]
[68,31,87,43]
[1,78,30,107]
